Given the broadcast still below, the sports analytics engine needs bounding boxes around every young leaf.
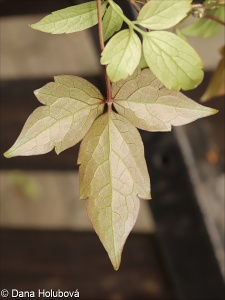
[136,0,191,30]
[182,7,225,39]
[143,31,204,90]
[30,1,107,34]
[100,29,142,82]
[78,112,150,270]
[102,4,123,41]
[4,76,104,158]
[113,68,218,131]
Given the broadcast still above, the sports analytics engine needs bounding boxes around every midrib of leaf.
[112,29,134,78]
[36,91,103,105]
[56,80,103,100]
[115,98,213,113]
[33,4,97,26]
[107,114,121,261]
[13,104,99,151]
[107,113,136,263]
[114,98,216,129]
[110,118,137,196]
[114,101,166,125]
[107,114,115,254]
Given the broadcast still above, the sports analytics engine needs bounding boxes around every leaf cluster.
[4,0,221,269]
[4,68,217,269]
[30,0,204,91]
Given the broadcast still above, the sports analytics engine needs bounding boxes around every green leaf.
[136,0,191,30]
[4,76,104,158]
[100,29,142,82]
[113,68,218,131]
[142,31,204,90]
[30,1,107,34]
[78,112,150,270]
[201,46,225,102]
[102,4,123,41]
[182,7,225,39]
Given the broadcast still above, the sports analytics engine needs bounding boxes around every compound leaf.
[143,31,204,90]
[4,76,104,158]
[30,1,107,34]
[182,7,225,39]
[136,0,191,30]
[78,112,150,270]
[102,4,123,41]
[101,29,142,82]
[113,68,218,131]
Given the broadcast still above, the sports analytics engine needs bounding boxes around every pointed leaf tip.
[3,150,12,159]
[113,68,218,132]
[30,1,107,34]
[79,112,150,270]
[5,76,104,158]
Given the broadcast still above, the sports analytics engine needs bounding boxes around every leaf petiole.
[97,0,112,102]
[107,0,148,37]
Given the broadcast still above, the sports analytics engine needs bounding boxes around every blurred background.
[0,1,224,299]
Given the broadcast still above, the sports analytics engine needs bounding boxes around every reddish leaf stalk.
[203,14,225,26]
[96,0,112,104]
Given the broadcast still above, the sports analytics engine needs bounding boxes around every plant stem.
[107,0,148,37]
[96,0,112,102]
[203,14,225,26]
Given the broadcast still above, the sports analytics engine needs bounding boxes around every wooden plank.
[0,229,175,299]
[0,0,74,16]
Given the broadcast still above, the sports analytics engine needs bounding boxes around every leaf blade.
[30,1,107,34]
[100,29,142,82]
[4,76,104,158]
[113,68,218,131]
[143,31,204,90]
[102,4,123,41]
[136,0,191,30]
[78,112,150,270]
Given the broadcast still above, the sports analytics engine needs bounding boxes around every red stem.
[203,14,225,26]
[96,0,112,103]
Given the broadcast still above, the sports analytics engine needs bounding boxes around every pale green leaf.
[182,7,225,39]
[4,76,104,158]
[143,31,204,90]
[100,29,142,82]
[30,1,107,34]
[78,112,150,270]
[139,50,148,69]
[136,0,191,30]
[113,68,218,131]
[102,4,123,41]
